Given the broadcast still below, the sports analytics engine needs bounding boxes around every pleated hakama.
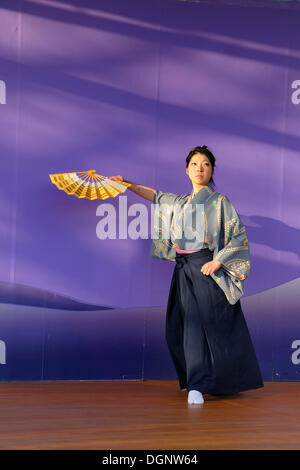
[165,249,264,395]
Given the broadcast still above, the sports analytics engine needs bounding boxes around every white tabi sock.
[188,390,204,404]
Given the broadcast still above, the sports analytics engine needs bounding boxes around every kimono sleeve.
[153,190,180,206]
[153,190,180,237]
[150,190,180,261]
[214,196,250,282]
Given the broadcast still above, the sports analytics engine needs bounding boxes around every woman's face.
[186,153,213,187]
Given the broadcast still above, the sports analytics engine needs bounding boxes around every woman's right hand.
[107,176,156,202]
[108,175,124,182]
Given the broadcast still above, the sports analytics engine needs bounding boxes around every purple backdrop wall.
[1,0,300,381]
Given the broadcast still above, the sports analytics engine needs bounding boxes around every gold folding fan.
[49,170,131,200]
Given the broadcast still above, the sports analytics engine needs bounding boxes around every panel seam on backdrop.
[149,0,163,312]
[153,0,162,192]
[277,10,289,265]
[141,313,147,381]
[273,9,290,381]
[10,0,23,284]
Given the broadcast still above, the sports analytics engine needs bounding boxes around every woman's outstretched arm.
[108,175,156,202]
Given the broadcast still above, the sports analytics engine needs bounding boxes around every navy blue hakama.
[165,249,264,395]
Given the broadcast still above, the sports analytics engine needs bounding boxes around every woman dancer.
[109,145,263,405]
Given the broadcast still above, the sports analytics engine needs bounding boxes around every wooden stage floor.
[0,380,299,450]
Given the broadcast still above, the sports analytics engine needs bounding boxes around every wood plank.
[0,381,299,449]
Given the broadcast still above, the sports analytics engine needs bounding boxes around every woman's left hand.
[201,260,222,276]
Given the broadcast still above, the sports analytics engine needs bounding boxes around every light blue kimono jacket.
[150,182,250,305]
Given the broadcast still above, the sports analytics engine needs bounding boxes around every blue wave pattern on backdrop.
[0,282,113,310]
[0,0,300,381]
[0,279,300,381]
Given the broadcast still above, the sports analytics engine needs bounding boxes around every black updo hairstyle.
[186,145,216,185]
